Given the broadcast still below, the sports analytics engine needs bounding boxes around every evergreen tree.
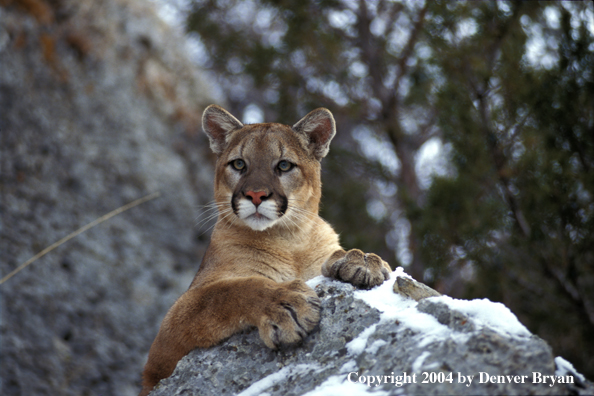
[419,0,594,375]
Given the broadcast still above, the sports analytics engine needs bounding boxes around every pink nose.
[245,191,268,206]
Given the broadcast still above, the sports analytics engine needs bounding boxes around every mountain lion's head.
[202,105,336,232]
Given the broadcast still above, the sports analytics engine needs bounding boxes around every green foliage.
[418,1,594,375]
[186,0,594,377]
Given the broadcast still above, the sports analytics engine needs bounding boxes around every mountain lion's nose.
[245,190,269,206]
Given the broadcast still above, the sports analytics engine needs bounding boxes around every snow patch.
[342,267,535,359]
[302,374,391,396]
[346,324,378,355]
[353,268,455,349]
[237,364,319,396]
[555,356,585,383]
[339,359,358,374]
[412,351,431,372]
[306,275,328,289]
[431,295,531,337]
[367,339,387,354]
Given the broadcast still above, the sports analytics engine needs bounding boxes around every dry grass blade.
[0,191,161,285]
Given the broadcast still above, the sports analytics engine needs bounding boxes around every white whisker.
[195,209,228,227]
[225,211,239,230]
[194,199,235,231]
[198,207,236,236]
[279,215,299,240]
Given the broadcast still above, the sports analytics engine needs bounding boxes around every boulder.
[150,270,592,396]
[0,0,212,395]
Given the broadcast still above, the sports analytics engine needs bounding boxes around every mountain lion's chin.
[243,214,278,231]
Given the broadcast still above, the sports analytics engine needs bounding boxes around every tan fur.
[139,105,391,396]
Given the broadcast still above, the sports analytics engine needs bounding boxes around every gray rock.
[0,0,213,395]
[393,275,441,301]
[416,299,475,333]
[150,277,593,396]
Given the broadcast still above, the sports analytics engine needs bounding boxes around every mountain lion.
[139,105,391,395]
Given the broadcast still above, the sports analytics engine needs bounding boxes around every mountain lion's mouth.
[244,212,277,231]
[235,199,281,231]
[249,212,269,220]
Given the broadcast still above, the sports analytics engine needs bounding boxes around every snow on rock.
[350,267,531,354]
[301,374,390,396]
[237,364,320,396]
[555,356,586,384]
[346,324,378,355]
[150,269,593,396]
[435,295,531,337]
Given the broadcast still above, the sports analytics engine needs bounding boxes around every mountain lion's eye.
[232,159,246,170]
[278,160,292,172]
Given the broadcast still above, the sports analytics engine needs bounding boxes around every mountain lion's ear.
[292,108,336,160]
[202,105,244,155]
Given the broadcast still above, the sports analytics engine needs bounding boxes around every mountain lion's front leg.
[322,249,391,289]
[140,277,321,396]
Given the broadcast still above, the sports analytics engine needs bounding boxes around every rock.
[0,0,213,395]
[149,272,593,396]
[393,275,441,301]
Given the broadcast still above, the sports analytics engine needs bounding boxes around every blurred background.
[1,0,593,394]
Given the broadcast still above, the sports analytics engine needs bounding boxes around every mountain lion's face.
[202,105,336,232]
[215,124,321,231]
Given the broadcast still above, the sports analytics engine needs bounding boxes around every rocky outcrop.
[0,0,213,395]
[150,272,592,396]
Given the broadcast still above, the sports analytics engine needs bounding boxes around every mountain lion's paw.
[258,280,321,349]
[329,249,390,289]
